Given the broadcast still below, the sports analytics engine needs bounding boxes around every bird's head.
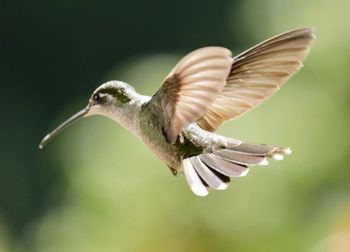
[88,80,136,114]
[39,80,138,149]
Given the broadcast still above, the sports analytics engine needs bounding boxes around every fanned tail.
[182,143,291,196]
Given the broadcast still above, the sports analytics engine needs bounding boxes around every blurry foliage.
[1,0,350,251]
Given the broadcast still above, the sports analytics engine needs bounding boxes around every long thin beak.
[39,106,90,149]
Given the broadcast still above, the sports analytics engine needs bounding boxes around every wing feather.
[197,28,315,131]
[153,47,233,143]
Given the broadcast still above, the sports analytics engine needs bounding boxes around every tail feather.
[183,159,208,197]
[182,142,291,196]
[189,156,227,190]
[199,154,249,177]
[228,143,276,155]
[213,149,267,165]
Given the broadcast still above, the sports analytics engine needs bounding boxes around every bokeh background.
[2,0,350,251]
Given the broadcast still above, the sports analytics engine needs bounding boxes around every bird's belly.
[137,124,181,171]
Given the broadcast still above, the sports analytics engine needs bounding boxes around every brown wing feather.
[197,28,315,131]
[155,47,233,143]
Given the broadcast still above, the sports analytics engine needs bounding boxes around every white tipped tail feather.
[183,143,291,196]
[183,159,208,197]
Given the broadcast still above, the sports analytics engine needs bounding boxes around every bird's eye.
[93,93,100,102]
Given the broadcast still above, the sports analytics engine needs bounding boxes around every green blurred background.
[2,0,350,251]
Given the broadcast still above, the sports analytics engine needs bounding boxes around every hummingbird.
[39,28,315,196]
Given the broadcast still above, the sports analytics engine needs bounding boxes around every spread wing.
[197,28,316,131]
[153,47,233,143]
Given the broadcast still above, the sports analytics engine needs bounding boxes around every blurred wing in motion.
[153,47,233,143]
[197,28,316,131]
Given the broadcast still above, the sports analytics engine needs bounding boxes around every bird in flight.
[40,28,315,196]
